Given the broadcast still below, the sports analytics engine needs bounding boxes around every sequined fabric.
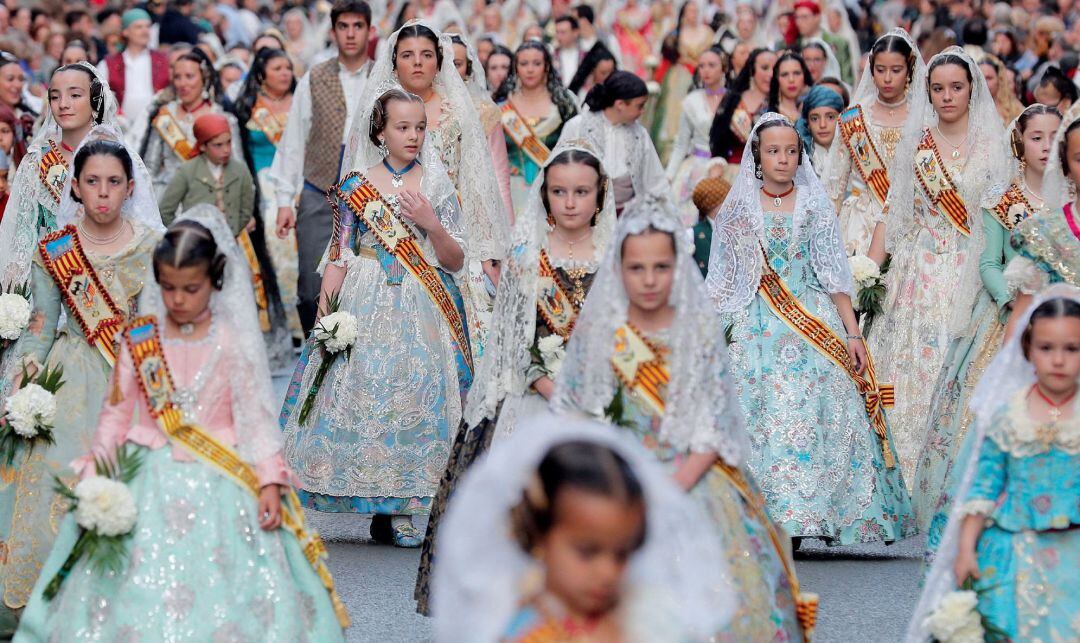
[1011,205,1080,287]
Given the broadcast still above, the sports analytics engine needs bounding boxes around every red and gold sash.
[757,248,896,468]
[838,105,890,209]
[38,140,68,204]
[914,129,970,236]
[152,107,199,161]
[610,323,670,417]
[250,99,285,146]
[992,182,1035,231]
[38,226,125,366]
[235,229,270,332]
[332,175,473,370]
[122,317,350,628]
[536,250,578,339]
[501,101,551,169]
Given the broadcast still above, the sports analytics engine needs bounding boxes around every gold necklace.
[553,228,591,306]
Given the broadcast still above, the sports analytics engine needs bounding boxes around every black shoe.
[370,514,393,544]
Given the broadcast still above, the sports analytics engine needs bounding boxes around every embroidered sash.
[610,323,670,417]
[38,140,67,204]
[757,247,896,468]
[838,105,890,209]
[235,230,270,332]
[914,130,970,236]
[152,108,199,161]
[731,104,753,144]
[331,173,473,372]
[38,226,124,366]
[992,182,1034,231]
[501,102,551,169]
[536,250,578,339]
[250,100,284,146]
[122,317,350,627]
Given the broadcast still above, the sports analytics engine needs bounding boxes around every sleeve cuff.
[958,499,996,518]
[256,453,300,488]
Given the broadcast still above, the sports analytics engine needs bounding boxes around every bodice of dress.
[764,212,824,298]
[825,110,902,199]
[677,27,714,64]
[1012,205,1080,287]
[621,329,681,464]
[246,126,277,173]
[909,154,979,251]
[681,91,715,154]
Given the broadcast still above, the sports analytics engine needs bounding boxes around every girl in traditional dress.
[796,84,845,177]
[823,28,928,256]
[979,53,1023,126]
[664,45,726,225]
[799,38,843,85]
[709,48,776,164]
[414,140,616,614]
[915,104,1061,532]
[552,196,807,641]
[559,72,668,214]
[909,286,1080,642]
[0,53,37,165]
[606,0,654,79]
[281,89,470,548]
[433,413,733,642]
[767,51,813,123]
[864,48,1010,481]
[134,49,242,197]
[0,133,163,635]
[492,40,579,215]
[708,113,914,546]
[651,0,715,164]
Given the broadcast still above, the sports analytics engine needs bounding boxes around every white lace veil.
[453,33,489,97]
[432,410,733,642]
[463,138,616,427]
[823,0,862,82]
[551,195,750,465]
[1042,102,1080,214]
[906,283,1080,642]
[804,37,843,82]
[138,204,283,466]
[849,28,928,111]
[707,112,854,314]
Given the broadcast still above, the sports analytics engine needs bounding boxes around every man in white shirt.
[272,0,373,333]
[553,15,583,85]
[96,9,170,129]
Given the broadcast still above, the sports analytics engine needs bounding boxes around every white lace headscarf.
[433,411,734,642]
[885,46,1010,337]
[464,138,616,427]
[823,0,862,82]
[803,36,843,82]
[906,283,1080,642]
[849,28,928,111]
[0,61,121,287]
[450,32,488,97]
[551,195,750,465]
[343,19,509,262]
[707,112,854,314]
[1042,102,1080,214]
[139,204,283,466]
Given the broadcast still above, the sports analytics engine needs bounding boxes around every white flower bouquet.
[0,282,32,359]
[924,584,1008,642]
[0,364,64,465]
[533,334,566,378]
[849,255,889,332]
[299,292,359,425]
[45,445,142,600]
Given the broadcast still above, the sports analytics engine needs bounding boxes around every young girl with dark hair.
[767,50,813,122]
[709,47,776,163]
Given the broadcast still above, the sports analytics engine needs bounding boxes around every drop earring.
[378,139,389,157]
[755,165,763,179]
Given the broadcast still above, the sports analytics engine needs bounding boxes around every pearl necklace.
[78,219,127,245]
[876,95,907,117]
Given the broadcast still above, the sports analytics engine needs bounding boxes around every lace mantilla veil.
[848,28,928,114]
[432,411,733,642]
[707,112,854,315]
[342,19,509,262]
[550,195,749,465]
[138,204,283,466]
[906,283,1080,642]
[0,61,121,286]
[1041,103,1080,214]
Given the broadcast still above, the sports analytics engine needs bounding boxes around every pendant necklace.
[1032,383,1077,424]
[554,228,591,306]
[934,126,969,160]
[761,184,795,207]
[383,158,418,188]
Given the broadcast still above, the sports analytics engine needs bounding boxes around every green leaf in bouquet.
[320,289,344,318]
[724,323,734,345]
[50,474,79,502]
[603,385,633,428]
[3,281,31,300]
[94,444,144,485]
[30,363,65,394]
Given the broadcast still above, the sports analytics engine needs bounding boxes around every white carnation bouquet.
[298,292,359,425]
[923,583,1007,642]
[45,445,142,600]
[0,282,32,359]
[849,255,889,333]
[0,364,64,465]
[531,334,567,378]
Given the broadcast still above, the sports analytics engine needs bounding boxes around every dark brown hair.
[1011,104,1061,161]
[368,88,425,147]
[153,220,227,290]
[541,148,607,226]
[1021,296,1080,359]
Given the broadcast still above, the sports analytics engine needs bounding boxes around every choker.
[383,158,418,188]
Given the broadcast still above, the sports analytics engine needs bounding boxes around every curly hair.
[492,40,579,123]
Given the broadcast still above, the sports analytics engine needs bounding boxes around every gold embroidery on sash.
[235,230,270,332]
[501,101,552,169]
[536,249,579,339]
[610,323,670,417]
[838,105,890,209]
[992,182,1034,231]
[914,130,970,236]
[38,140,67,204]
[250,99,284,146]
[152,108,199,161]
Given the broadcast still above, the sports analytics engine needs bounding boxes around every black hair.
[1057,118,1080,180]
[568,42,616,95]
[152,220,228,290]
[233,47,295,129]
[751,118,804,172]
[330,0,371,28]
[511,441,646,553]
[393,23,444,71]
[368,88,425,147]
[494,41,579,123]
[51,63,106,124]
[868,32,916,87]
[661,1,697,63]
[540,148,607,226]
[817,76,850,105]
[1021,297,1080,359]
[572,4,595,25]
[448,34,472,79]
[583,70,647,112]
[554,15,579,30]
[63,9,89,29]
[1038,66,1079,106]
[140,48,222,159]
[70,139,133,204]
[961,19,987,48]
[1011,104,1062,160]
[926,53,974,93]
[710,47,772,158]
[767,51,813,113]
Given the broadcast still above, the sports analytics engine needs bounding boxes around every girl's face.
[757,125,800,184]
[477,39,495,66]
[172,60,205,104]
[808,106,839,147]
[536,488,645,617]
[0,122,12,154]
[516,48,547,91]
[682,2,699,26]
[396,36,440,95]
[60,46,88,67]
[697,50,724,88]
[871,51,909,102]
[802,46,826,82]
[752,52,777,94]
[730,43,750,77]
[263,56,294,96]
[980,62,999,98]
[284,14,304,39]
[1034,82,1067,112]
[452,42,469,81]
[72,154,133,227]
[610,96,647,125]
[1027,315,1080,396]
[928,63,971,125]
[592,59,615,85]
[50,69,96,132]
[158,262,214,325]
[0,63,25,107]
[776,59,806,100]
[620,230,676,315]
[546,161,601,234]
[1064,129,1080,184]
[379,99,427,163]
[1021,112,1061,175]
[486,53,511,92]
[993,32,1013,57]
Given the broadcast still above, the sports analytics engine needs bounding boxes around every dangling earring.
[378,139,389,157]
[755,165,763,179]
[1018,158,1027,174]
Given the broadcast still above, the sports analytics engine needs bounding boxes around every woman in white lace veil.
[907,284,1080,642]
[433,411,732,642]
[0,61,120,288]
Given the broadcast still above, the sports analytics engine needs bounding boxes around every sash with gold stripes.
[331,173,473,372]
[991,182,1034,231]
[838,105,890,209]
[610,323,670,417]
[250,100,284,146]
[757,248,897,468]
[235,229,270,332]
[38,140,68,204]
[501,101,551,169]
[122,317,350,627]
[38,226,124,366]
[914,130,970,236]
[536,249,579,339]
[152,108,199,162]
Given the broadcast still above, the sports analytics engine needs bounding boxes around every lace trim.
[957,499,996,517]
[991,388,1080,456]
